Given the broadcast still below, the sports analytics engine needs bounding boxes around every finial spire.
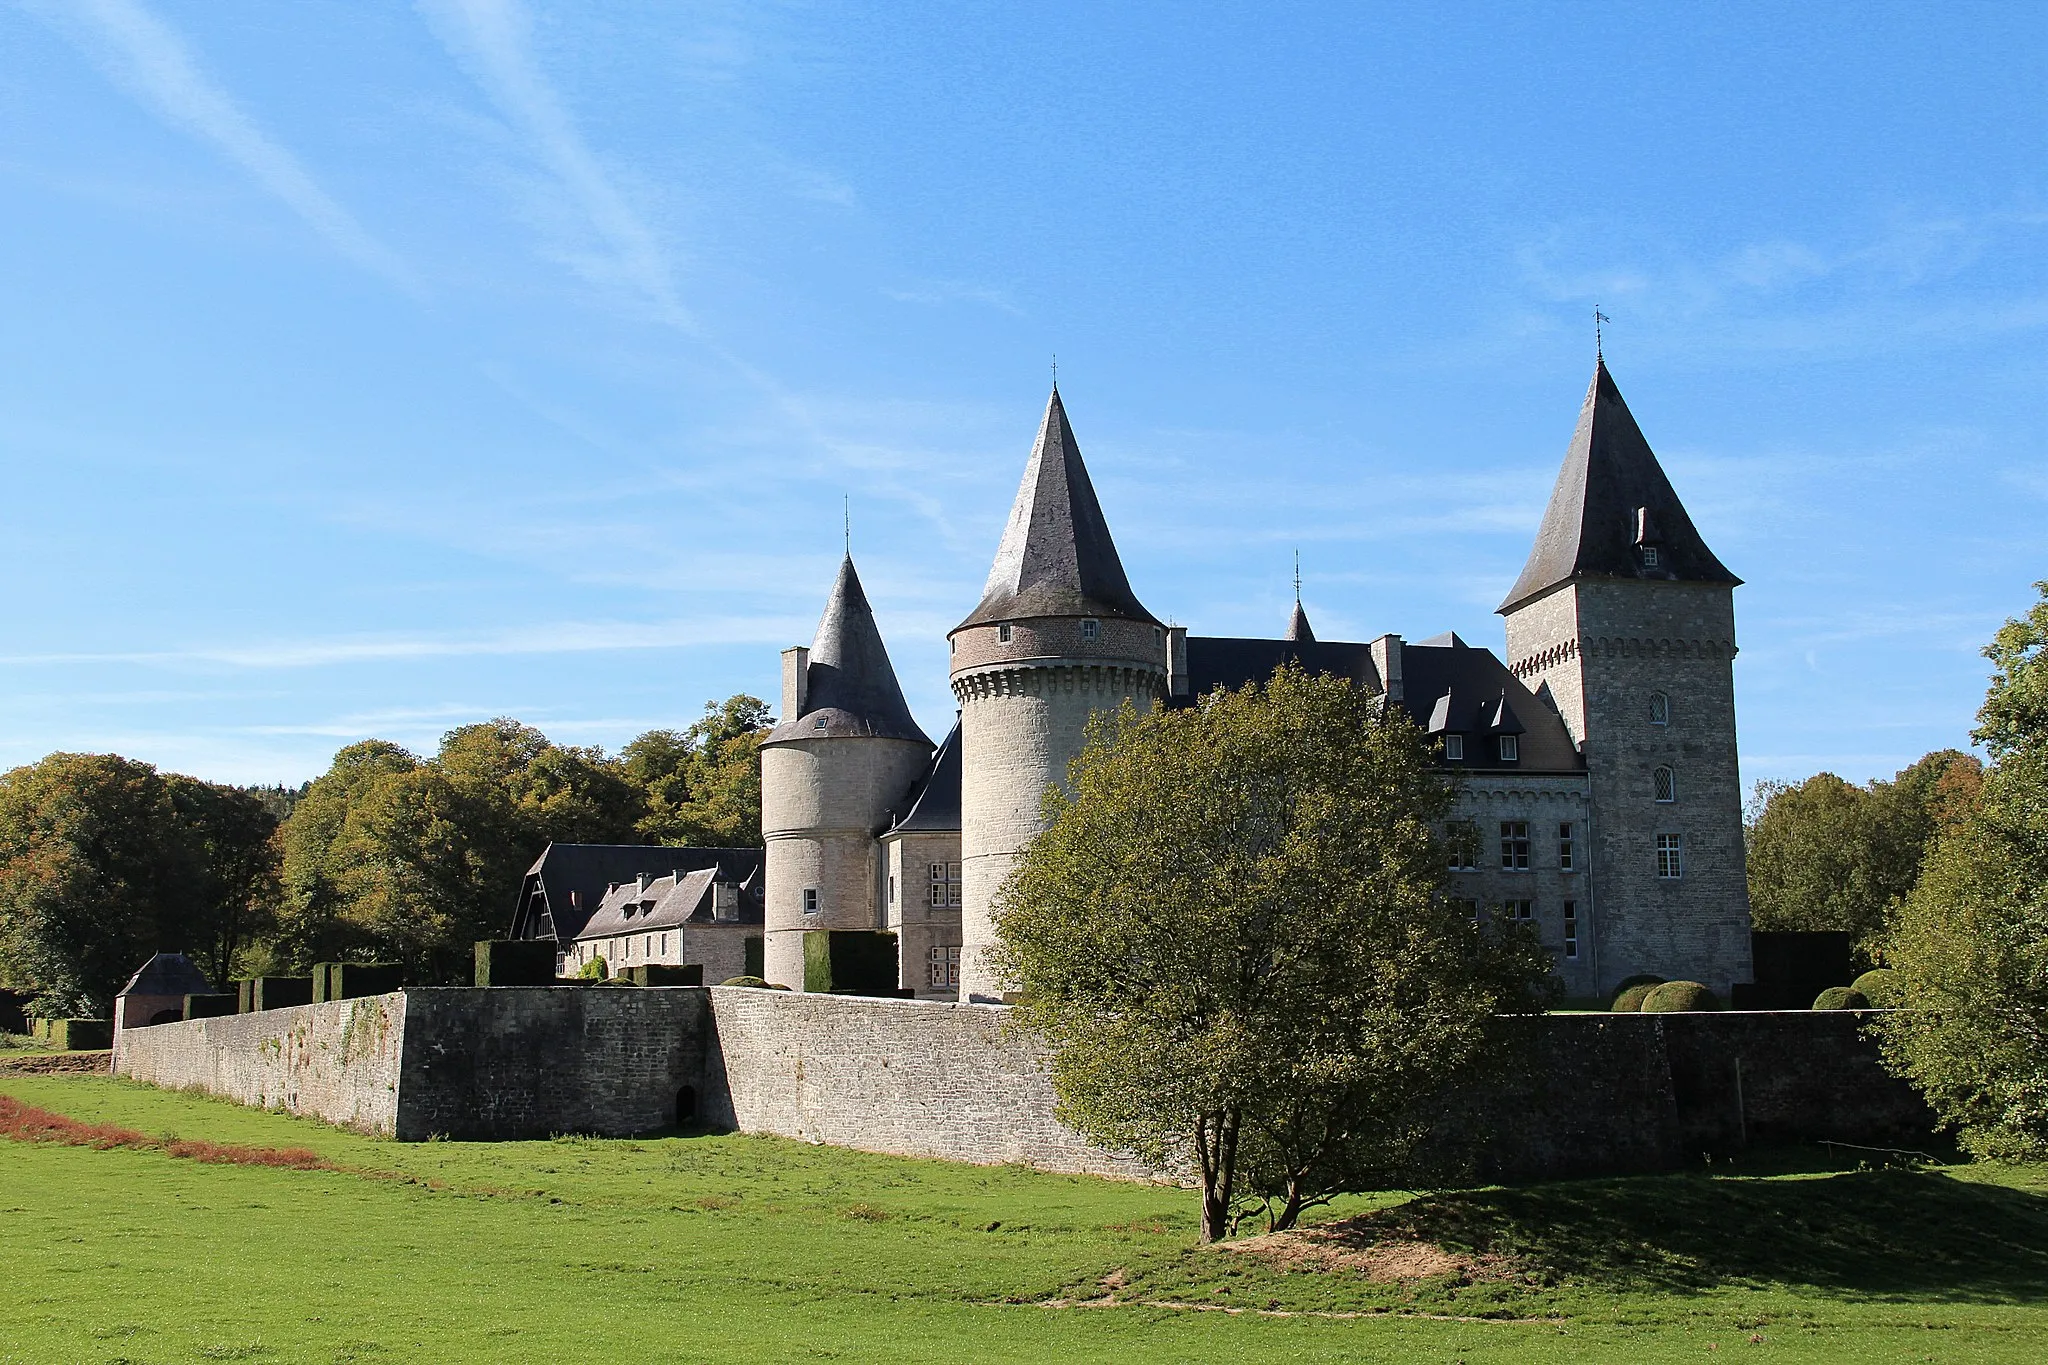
[1293,548,1301,605]
[843,495,850,557]
[1594,306,1610,363]
[1050,353,1058,392]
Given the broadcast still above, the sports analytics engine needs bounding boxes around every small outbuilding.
[115,953,216,1037]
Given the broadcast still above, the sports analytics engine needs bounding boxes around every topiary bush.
[719,975,771,988]
[1610,975,1665,1012]
[1814,985,1872,1010]
[1851,969,1902,1008]
[1641,981,1719,1013]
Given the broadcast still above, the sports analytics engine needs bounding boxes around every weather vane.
[1594,306,1611,363]
[843,495,850,556]
[1293,548,1302,605]
[1050,353,1058,390]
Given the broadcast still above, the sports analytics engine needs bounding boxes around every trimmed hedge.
[474,939,558,988]
[1641,981,1720,1013]
[720,975,770,988]
[249,977,314,1011]
[1611,983,1661,1013]
[48,1018,112,1050]
[622,964,703,987]
[182,994,238,1020]
[1851,969,1902,1008]
[803,930,900,996]
[1814,986,1872,1010]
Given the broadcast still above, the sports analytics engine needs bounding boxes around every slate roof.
[1398,638,1580,774]
[767,555,932,746]
[510,843,763,943]
[572,865,763,941]
[118,952,214,998]
[955,388,1161,630]
[1179,635,1382,702]
[890,719,962,834]
[1285,601,1316,643]
[1499,360,1741,614]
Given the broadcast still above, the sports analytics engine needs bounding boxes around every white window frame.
[1446,821,1480,872]
[1501,899,1535,924]
[802,887,820,915]
[1079,618,1100,642]
[1443,734,1464,762]
[928,944,961,988]
[1500,821,1531,871]
[1562,900,1578,959]
[997,622,1012,642]
[1656,834,1683,879]
[1558,821,1575,872]
[1498,734,1519,762]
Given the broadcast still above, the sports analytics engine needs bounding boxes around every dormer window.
[1642,546,1661,568]
[1079,618,1100,642]
[997,623,1012,642]
[1498,735,1519,762]
[1443,734,1465,762]
[813,717,828,730]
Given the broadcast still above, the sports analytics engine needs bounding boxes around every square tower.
[1500,363,1752,995]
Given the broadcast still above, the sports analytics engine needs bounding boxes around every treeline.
[0,696,771,1014]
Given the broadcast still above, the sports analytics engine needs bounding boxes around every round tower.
[762,555,933,990]
[950,389,1165,1002]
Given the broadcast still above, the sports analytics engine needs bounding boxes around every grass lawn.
[2,1076,2045,1362]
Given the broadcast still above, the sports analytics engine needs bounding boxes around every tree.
[990,666,1553,1241]
[1877,583,2048,1158]
[627,696,774,847]
[1746,749,1982,954]
[165,778,281,988]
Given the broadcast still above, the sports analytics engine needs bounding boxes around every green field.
[2,1076,2045,1363]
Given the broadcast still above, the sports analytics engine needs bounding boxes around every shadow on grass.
[1368,1159,2048,1302]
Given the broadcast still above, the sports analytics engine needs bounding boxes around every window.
[813,717,828,730]
[1498,735,1519,762]
[1500,821,1531,870]
[802,887,820,915]
[1650,691,1670,726]
[1446,821,1480,872]
[1656,834,1683,879]
[888,875,896,906]
[1500,899,1535,925]
[928,862,962,907]
[1654,766,1677,803]
[1453,899,1480,921]
[661,933,669,955]
[1558,822,1576,872]
[1563,901,1579,959]
[1080,618,1100,642]
[1642,546,1661,568]
[1443,734,1465,762]
[928,945,962,988]
[997,622,1012,642]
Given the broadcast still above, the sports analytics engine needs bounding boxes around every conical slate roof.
[1285,600,1316,643]
[767,556,931,746]
[1498,361,1740,614]
[955,389,1160,630]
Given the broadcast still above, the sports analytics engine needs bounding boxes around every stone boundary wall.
[700,988,1156,1179]
[112,994,406,1136]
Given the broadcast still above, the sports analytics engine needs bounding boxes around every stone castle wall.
[112,989,1930,1180]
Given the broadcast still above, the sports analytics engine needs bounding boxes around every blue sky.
[3,1,2042,789]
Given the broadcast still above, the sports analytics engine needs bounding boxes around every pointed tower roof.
[955,389,1160,630]
[1285,601,1316,643]
[767,555,931,746]
[1498,361,1740,614]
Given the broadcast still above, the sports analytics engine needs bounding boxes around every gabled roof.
[510,843,763,943]
[890,719,962,834]
[1285,601,1316,643]
[1398,639,1579,773]
[955,388,1160,630]
[118,952,213,998]
[767,555,931,746]
[572,865,762,941]
[1499,361,1740,614]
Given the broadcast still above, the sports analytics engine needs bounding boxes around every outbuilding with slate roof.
[114,952,216,1037]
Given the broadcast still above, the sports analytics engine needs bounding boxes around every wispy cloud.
[884,279,1024,316]
[0,615,806,670]
[25,0,410,285]
[421,0,692,330]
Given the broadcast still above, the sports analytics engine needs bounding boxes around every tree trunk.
[1197,1107,1241,1242]
[1271,1176,1307,1232]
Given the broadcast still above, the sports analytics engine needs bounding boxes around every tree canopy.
[1745,749,1982,953]
[1877,583,2048,1159]
[991,665,1553,1241]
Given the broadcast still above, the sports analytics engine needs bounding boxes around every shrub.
[1611,984,1659,1012]
[575,957,609,980]
[1641,981,1719,1013]
[474,940,557,988]
[1814,986,1872,1010]
[1852,968,1903,1008]
[719,976,770,988]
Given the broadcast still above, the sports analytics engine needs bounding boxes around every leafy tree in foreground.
[1745,749,1981,954]
[1878,583,2048,1159]
[990,665,1553,1241]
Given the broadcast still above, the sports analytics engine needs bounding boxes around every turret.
[1499,360,1751,994]
[761,555,933,989]
[950,388,1166,1001]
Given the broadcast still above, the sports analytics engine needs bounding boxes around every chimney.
[1166,625,1189,698]
[636,872,648,897]
[780,645,810,722]
[1369,633,1404,703]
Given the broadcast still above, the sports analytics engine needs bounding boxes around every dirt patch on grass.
[1218,1214,1519,1283]
[0,1094,336,1170]
[0,1051,111,1074]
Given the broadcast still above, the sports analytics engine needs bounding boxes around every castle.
[751,359,1753,1002]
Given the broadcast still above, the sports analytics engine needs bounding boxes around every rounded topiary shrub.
[1851,969,1902,1008]
[1612,984,1660,1013]
[719,975,771,988]
[1641,981,1719,1013]
[1813,986,1871,1010]
[1610,975,1665,1012]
